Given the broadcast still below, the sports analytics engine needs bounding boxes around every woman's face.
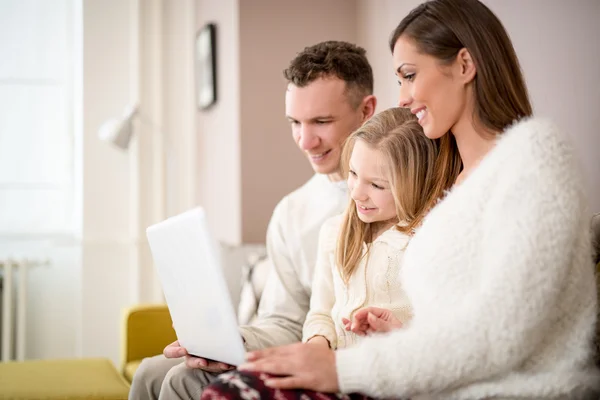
[392,36,471,139]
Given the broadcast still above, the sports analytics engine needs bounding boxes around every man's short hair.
[283,41,374,108]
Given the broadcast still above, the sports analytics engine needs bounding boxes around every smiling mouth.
[358,205,376,211]
[310,149,332,160]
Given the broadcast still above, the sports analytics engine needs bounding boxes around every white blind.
[0,0,74,235]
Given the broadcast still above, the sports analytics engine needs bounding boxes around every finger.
[164,344,187,358]
[186,356,230,372]
[217,362,234,370]
[352,307,374,322]
[350,320,369,335]
[264,376,305,390]
[351,310,374,330]
[353,328,367,336]
[239,358,289,375]
[341,318,351,331]
[367,312,389,332]
[185,355,208,368]
[355,306,387,322]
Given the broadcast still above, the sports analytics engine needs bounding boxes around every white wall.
[356,0,600,213]
[196,0,242,246]
[80,0,138,363]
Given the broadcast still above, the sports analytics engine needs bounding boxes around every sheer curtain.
[0,0,75,237]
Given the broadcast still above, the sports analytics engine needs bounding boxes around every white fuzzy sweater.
[303,215,413,349]
[335,118,600,399]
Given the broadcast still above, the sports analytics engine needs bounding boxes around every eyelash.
[290,120,331,126]
[349,170,384,190]
[397,73,415,86]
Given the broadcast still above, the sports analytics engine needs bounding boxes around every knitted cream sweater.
[335,118,600,399]
[303,215,413,349]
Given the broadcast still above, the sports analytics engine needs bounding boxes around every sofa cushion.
[123,360,142,383]
[0,358,130,400]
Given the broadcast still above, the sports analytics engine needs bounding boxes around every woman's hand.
[342,306,402,336]
[239,342,339,393]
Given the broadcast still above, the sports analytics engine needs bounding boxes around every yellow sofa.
[120,304,177,383]
[0,358,130,400]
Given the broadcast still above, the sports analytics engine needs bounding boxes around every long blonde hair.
[336,107,461,283]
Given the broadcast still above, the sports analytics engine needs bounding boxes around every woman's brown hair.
[390,0,533,133]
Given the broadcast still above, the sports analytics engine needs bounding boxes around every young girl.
[201,0,599,399]
[302,107,460,351]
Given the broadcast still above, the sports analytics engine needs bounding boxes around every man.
[129,40,376,400]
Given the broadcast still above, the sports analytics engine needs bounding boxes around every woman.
[202,0,600,398]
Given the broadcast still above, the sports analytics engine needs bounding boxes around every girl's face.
[392,36,473,139]
[347,140,397,225]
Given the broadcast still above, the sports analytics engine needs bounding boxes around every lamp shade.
[98,104,138,150]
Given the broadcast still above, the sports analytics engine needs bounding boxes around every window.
[0,0,75,236]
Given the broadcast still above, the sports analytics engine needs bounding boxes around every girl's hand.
[348,307,402,336]
[341,317,352,331]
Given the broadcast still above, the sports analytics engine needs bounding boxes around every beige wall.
[357,0,600,213]
[196,0,242,244]
[486,0,600,213]
[196,0,358,244]
[196,0,599,247]
[239,0,357,243]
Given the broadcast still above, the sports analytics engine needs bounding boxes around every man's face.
[285,78,365,179]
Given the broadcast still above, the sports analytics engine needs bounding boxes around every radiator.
[0,258,45,361]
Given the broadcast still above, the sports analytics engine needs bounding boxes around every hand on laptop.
[163,340,235,372]
[184,355,234,372]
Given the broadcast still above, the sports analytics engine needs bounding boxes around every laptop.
[146,207,246,366]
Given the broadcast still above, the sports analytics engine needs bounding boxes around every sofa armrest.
[120,304,177,372]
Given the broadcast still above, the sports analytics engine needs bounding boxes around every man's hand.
[163,340,187,358]
[183,355,234,372]
[163,340,234,372]
[345,307,402,336]
[239,342,338,393]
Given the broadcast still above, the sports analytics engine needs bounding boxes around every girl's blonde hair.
[336,107,461,283]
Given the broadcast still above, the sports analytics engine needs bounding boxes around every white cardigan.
[335,118,600,399]
[303,215,413,349]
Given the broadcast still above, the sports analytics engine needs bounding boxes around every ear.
[456,48,476,84]
[360,95,377,122]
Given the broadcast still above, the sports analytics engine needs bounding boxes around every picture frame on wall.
[196,23,217,110]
